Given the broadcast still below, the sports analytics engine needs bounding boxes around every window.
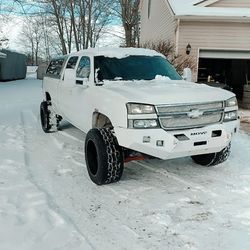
[46,58,65,77]
[76,56,90,79]
[94,55,181,81]
[148,0,152,19]
[66,56,78,69]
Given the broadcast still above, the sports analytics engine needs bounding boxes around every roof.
[70,47,165,58]
[0,52,7,59]
[167,0,250,19]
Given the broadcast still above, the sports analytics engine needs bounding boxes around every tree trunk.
[51,0,67,54]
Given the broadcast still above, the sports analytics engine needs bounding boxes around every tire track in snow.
[23,109,146,249]
[20,110,95,250]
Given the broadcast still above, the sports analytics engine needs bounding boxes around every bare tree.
[8,0,122,58]
[21,17,40,65]
[117,0,140,47]
[0,1,12,49]
[33,0,115,54]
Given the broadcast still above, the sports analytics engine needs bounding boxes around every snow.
[168,0,250,18]
[1,75,250,249]
[70,47,164,59]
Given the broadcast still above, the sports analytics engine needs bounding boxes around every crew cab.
[40,48,239,185]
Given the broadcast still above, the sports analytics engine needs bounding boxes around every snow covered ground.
[1,75,250,250]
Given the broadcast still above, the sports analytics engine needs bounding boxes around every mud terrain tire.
[191,143,231,167]
[85,128,124,185]
[40,101,59,133]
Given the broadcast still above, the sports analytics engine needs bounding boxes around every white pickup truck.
[41,48,239,185]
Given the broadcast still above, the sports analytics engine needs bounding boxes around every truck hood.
[102,79,234,105]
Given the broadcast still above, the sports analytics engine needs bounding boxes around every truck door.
[59,56,79,122]
[70,56,92,130]
[59,56,92,130]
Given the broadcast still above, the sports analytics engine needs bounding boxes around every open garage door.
[198,49,250,100]
[199,49,250,60]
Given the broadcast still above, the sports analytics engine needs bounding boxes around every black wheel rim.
[87,140,98,176]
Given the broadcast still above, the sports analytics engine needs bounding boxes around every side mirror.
[64,68,76,84]
[183,68,192,82]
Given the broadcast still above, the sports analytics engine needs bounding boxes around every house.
[0,49,27,81]
[140,0,250,107]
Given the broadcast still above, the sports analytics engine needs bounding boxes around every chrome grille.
[156,102,224,130]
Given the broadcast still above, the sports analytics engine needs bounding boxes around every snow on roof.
[167,0,250,19]
[71,47,165,58]
[0,52,7,58]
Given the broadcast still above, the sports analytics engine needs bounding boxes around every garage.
[197,49,250,101]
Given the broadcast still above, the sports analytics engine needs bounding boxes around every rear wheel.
[85,128,124,185]
[191,143,231,166]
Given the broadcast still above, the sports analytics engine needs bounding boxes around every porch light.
[186,43,191,55]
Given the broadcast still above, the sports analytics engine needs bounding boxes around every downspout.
[175,19,180,55]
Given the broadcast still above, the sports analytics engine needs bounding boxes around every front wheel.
[85,128,124,185]
[191,143,231,167]
[40,101,60,133]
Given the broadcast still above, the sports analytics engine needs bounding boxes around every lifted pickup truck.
[41,48,239,185]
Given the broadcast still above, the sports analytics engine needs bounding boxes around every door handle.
[76,80,83,85]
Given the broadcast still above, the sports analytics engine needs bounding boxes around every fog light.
[156,140,164,147]
[133,119,158,129]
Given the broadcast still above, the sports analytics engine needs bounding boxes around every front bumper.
[115,120,239,160]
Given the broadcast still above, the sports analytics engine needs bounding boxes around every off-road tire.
[191,143,231,167]
[40,101,60,133]
[85,128,124,185]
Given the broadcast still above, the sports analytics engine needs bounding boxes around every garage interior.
[198,58,250,100]
[197,50,250,105]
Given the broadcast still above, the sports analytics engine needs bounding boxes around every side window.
[46,59,64,77]
[66,56,78,69]
[76,56,90,79]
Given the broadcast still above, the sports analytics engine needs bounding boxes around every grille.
[156,102,224,130]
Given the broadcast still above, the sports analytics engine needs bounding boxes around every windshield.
[94,55,181,81]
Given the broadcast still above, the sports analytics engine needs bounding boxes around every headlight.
[127,103,155,114]
[224,111,238,122]
[128,119,159,129]
[225,97,237,107]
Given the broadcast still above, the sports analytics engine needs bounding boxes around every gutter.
[175,15,250,22]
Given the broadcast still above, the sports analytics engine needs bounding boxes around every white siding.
[179,21,250,55]
[178,21,250,79]
[140,0,177,44]
[208,0,250,8]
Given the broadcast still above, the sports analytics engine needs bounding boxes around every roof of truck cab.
[69,47,165,59]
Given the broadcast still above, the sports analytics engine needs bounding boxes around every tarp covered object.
[0,49,27,81]
[0,52,6,58]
